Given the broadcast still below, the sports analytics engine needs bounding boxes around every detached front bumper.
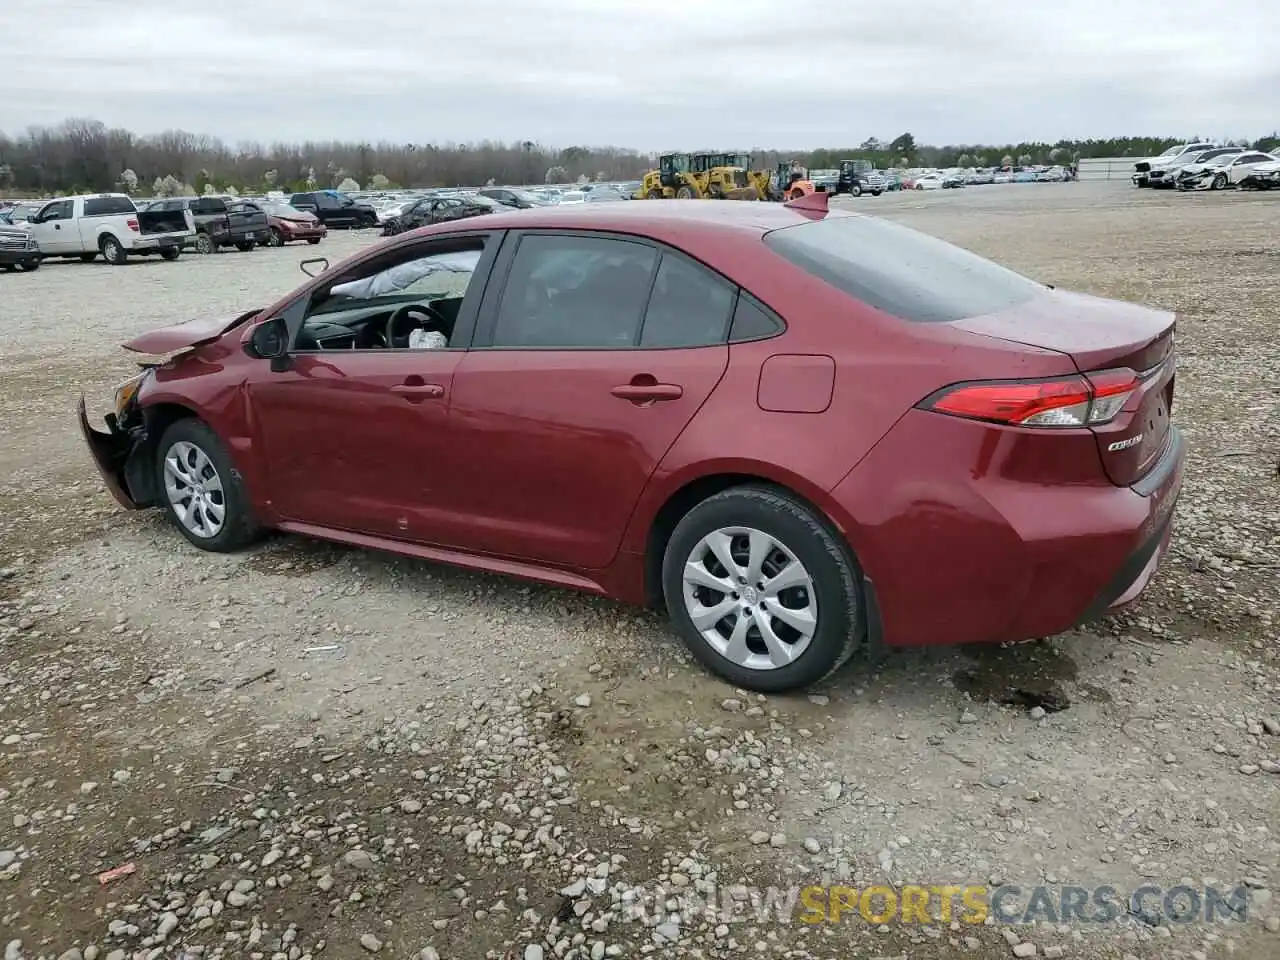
[77,396,141,509]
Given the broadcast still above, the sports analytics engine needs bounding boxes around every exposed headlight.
[113,371,148,419]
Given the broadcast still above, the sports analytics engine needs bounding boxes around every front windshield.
[1159,145,1183,157]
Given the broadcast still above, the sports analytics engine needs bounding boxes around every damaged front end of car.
[77,367,160,510]
[1174,168,1216,191]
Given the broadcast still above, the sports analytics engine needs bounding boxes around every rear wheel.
[235,240,256,252]
[676,185,696,199]
[662,485,862,692]
[100,235,127,265]
[647,188,664,199]
[307,237,322,244]
[850,183,862,197]
[156,419,262,552]
[79,253,97,263]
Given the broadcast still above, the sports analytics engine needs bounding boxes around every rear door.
[446,231,734,569]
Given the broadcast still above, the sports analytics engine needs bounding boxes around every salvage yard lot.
[1,183,1277,960]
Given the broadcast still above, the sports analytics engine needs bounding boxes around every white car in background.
[1132,141,1219,187]
[1176,151,1280,191]
[555,191,588,204]
[912,173,944,190]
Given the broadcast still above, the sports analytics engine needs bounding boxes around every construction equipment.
[638,152,765,200]
[767,161,821,201]
[639,153,696,199]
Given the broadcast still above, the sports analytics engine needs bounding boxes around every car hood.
[123,309,262,354]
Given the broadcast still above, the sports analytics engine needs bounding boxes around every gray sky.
[5,0,1277,149]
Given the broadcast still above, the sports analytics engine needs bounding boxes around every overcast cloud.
[4,0,1277,149]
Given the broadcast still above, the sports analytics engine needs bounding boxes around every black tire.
[871,190,882,196]
[80,253,97,263]
[100,234,127,265]
[194,232,215,255]
[676,185,696,199]
[661,485,863,692]
[851,184,862,197]
[306,237,321,244]
[647,188,664,199]
[1212,173,1227,190]
[155,419,262,552]
[16,257,40,272]
[235,240,256,252]
[160,247,181,261]
[266,228,284,247]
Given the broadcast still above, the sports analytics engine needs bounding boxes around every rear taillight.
[126,218,139,232]
[921,369,1139,428]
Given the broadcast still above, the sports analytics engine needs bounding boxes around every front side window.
[40,200,73,221]
[491,235,657,348]
[296,240,487,351]
[763,214,1043,323]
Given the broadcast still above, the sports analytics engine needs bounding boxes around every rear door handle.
[611,383,683,403]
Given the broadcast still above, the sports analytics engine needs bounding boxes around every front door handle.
[390,382,445,402]
[611,382,683,403]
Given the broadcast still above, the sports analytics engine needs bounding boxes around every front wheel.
[307,237,322,244]
[662,485,862,692]
[675,185,696,199]
[1212,173,1227,190]
[871,190,882,196]
[156,419,262,552]
[160,247,181,261]
[194,232,215,255]
[266,228,284,247]
[17,257,41,272]
[235,240,256,252]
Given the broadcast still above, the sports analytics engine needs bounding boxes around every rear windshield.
[762,214,1043,323]
[82,196,137,216]
[190,197,228,214]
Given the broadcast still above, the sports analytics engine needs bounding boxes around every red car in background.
[260,201,327,246]
[78,194,1184,692]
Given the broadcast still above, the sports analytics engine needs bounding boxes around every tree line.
[1,118,1277,197]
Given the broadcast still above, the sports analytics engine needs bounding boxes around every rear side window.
[82,196,136,216]
[729,293,784,341]
[639,254,735,348]
[763,215,1043,323]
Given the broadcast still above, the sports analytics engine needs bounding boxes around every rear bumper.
[133,234,187,250]
[77,396,140,509]
[829,412,1187,647]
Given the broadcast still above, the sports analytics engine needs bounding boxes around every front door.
[247,232,498,541]
[446,231,736,570]
[28,199,75,254]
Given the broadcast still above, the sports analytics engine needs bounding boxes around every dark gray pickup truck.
[144,196,266,253]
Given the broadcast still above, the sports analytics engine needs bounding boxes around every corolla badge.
[1108,434,1144,452]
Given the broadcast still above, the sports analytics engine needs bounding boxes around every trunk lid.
[953,289,1176,486]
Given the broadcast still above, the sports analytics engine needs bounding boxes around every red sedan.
[260,201,327,246]
[79,194,1184,692]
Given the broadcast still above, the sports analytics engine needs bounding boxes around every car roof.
[446,199,839,240]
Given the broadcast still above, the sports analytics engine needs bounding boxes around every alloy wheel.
[162,440,226,538]
[681,526,818,670]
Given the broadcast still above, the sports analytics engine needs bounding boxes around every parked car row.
[1132,142,1280,191]
[898,164,1073,190]
[0,191,338,273]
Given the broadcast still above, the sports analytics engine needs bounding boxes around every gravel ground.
[2,183,1278,960]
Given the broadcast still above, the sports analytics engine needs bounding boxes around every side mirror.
[247,316,288,360]
[300,257,329,277]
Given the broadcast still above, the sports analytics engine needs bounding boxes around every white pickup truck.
[23,193,194,265]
